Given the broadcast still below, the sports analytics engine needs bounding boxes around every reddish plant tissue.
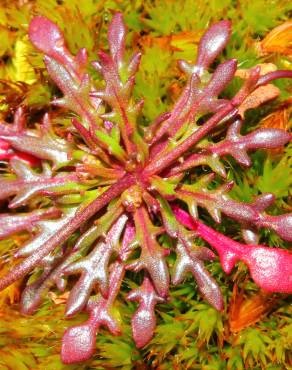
[0,13,291,364]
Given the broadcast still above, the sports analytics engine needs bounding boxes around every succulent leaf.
[0,159,83,208]
[0,207,61,240]
[127,276,164,348]
[0,111,71,166]
[174,207,292,293]
[61,262,124,364]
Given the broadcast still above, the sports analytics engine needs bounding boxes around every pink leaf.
[61,323,97,364]
[127,277,163,348]
[29,16,85,78]
[0,207,60,240]
[196,20,232,72]
[61,262,124,364]
[258,213,292,242]
[0,138,40,166]
[108,13,126,67]
[129,206,170,298]
[0,112,71,166]
[174,207,292,293]
[29,16,65,58]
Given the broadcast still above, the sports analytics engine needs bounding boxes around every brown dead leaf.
[261,98,291,131]
[168,81,182,101]
[228,285,279,333]
[138,34,171,50]
[0,263,21,306]
[238,84,280,117]
[260,99,291,154]
[235,63,282,117]
[170,31,201,52]
[256,21,292,57]
[13,232,30,247]
[136,31,200,52]
[48,291,69,305]
[235,63,277,79]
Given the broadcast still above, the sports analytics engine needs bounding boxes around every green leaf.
[95,130,127,162]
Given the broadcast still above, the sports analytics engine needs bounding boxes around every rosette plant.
[0,13,291,364]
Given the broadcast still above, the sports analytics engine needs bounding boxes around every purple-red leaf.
[29,16,66,59]
[196,20,232,72]
[63,215,127,316]
[0,159,81,208]
[127,277,164,348]
[0,208,60,240]
[29,16,87,79]
[258,213,292,242]
[129,206,169,298]
[108,13,126,67]
[209,120,291,166]
[0,112,71,166]
[0,138,40,166]
[173,243,223,310]
[61,262,124,364]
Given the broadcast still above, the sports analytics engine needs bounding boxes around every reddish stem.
[256,70,292,87]
[144,105,238,177]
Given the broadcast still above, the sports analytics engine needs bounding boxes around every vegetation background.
[0,0,291,369]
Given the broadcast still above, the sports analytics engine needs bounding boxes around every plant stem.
[143,105,238,177]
